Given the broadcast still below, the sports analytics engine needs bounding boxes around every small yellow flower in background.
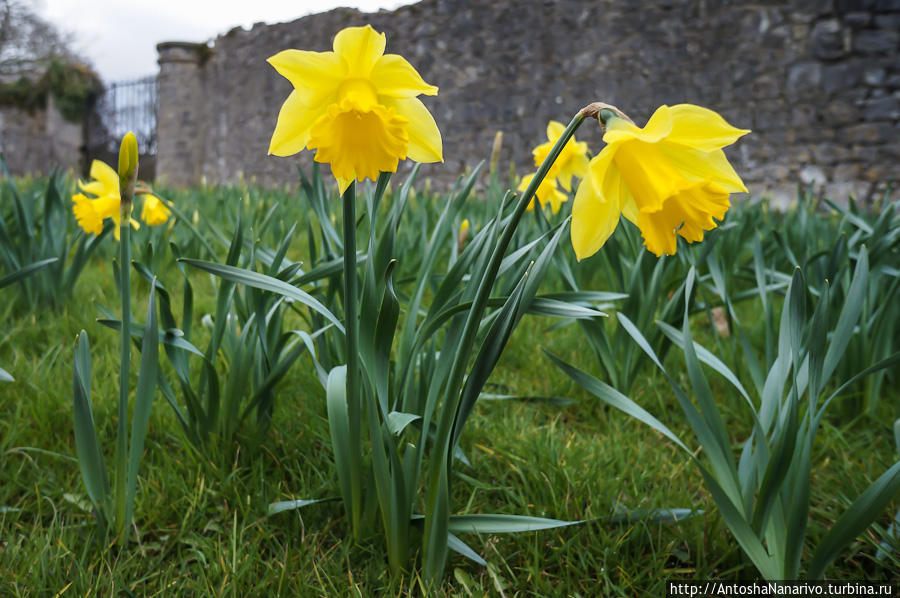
[571,104,749,259]
[457,218,470,252]
[518,172,568,215]
[141,194,171,226]
[72,160,140,241]
[268,25,443,192]
[532,120,590,191]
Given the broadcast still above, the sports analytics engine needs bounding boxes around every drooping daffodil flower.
[571,104,749,258]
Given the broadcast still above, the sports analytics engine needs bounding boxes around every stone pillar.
[156,42,208,186]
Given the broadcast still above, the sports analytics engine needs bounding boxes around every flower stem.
[115,205,131,541]
[341,181,363,538]
[447,111,586,435]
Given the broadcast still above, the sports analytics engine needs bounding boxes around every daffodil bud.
[118,132,139,207]
[489,131,503,176]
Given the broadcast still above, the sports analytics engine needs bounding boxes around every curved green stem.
[423,111,587,583]
[115,206,131,540]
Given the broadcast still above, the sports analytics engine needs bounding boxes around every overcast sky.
[35,0,415,83]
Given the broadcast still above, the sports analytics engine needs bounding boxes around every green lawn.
[1,174,898,595]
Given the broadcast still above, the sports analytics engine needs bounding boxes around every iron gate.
[85,75,157,178]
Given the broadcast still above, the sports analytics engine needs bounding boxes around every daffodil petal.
[371,54,437,98]
[664,104,750,152]
[532,139,554,170]
[534,174,565,212]
[337,176,353,194]
[558,150,589,192]
[546,120,565,141]
[89,160,119,195]
[518,173,538,211]
[333,25,385,78]
[603,105,673,145]
[267,49,343,93]
[269,89,324,156]
[621,198,639,224]
[571,152,622,261]
[546,184,567,214]
[92,195,120,220]
[658,144,748,193]
[78,180,106,196]
[610,140,681,212]
[385,96,442,163]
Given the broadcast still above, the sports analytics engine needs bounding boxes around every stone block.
[875,14,900,29]
[863,163,899,181]
[822,100,858,125]
[843,121,893,143]
[833,162,862,181]
[800,164,827,189]
[864,67,887,86]
[810,19,848,60]
[791,104,818,127]
[836,0,875,10]
[853,30,900,54]
[842,12,871,28]
[821,61,862,94]
[787,61,822,93]
[810,143,851,164]
[863,96,900,120]
[794,0,836,17]
[825,181,871,204]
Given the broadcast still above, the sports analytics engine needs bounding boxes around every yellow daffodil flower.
[140,194,171,226]
[518,172,568,214]
[532,120,590,191]
[267,25,443,192]
[571,104,749,259]
[72,160,140,240]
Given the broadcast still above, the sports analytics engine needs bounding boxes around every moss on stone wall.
[0,60,103,122]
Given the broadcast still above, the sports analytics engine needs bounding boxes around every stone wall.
[155,0,900,203]
[0,96,83,176]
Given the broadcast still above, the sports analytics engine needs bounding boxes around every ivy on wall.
[0,59,103,122]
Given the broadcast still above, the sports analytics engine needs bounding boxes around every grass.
[0,179,898,595]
